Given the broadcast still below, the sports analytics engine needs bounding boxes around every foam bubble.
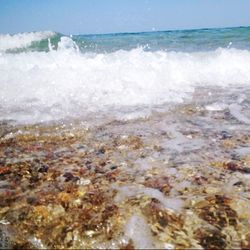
[0,31,55,51]
[124,214,154,249]
[57,36,79,52]
[1,40,250,123]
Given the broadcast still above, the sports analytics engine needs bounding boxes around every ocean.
[1,27,250,249]
[0,26,250,124]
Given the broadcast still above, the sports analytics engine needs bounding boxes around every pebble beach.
[1,87,250,249]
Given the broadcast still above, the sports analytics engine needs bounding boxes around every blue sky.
[0,0,250,34]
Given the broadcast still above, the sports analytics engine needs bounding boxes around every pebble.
[0,93,250,249]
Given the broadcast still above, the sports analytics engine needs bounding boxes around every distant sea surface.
[0,27,250,124]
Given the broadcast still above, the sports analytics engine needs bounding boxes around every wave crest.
[0,31,56,52]
[0,43,250,123]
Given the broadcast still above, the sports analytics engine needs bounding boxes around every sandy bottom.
[0,87,250,249]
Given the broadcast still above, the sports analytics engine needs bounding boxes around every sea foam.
[0,35,250,124]
[0,31,55,52]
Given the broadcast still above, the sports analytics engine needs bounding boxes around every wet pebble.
[38,165,49,173]
[220,131,232,140]
[110,165,118,170]
[63,172,79,182]
[96,148,106,155]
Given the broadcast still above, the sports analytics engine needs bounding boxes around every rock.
[205,187,220,194]
[38,165,49,173]
[76,178,91,186]
[144,176,171,195]
[220,131,232,140]
[63,172,79,182]
[0,167,11,176]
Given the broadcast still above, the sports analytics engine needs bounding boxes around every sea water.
[0,27,250,124]
[1,27,250,250]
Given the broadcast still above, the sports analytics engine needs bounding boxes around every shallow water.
[0,86,250,249]
[1,27,250,249]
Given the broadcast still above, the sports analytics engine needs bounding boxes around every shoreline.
[0,91,250,249]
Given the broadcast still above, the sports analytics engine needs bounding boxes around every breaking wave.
[0,31,56,52]
[0,32,250,124]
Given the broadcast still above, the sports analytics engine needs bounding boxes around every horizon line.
[69,25,250,36]
[1,25,250,36]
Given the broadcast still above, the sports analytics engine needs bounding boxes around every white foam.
[57,36,79,52]
[0,31,55,51]
[229,103,250,124]
[124,214,154,249]
[1,41,250,123]
[205,102,228,111]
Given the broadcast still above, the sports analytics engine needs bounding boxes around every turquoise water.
[74,26,250,52]
[1,26,250,124]
[5,26,250,53]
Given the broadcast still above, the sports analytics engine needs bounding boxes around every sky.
[0,0,250,35]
